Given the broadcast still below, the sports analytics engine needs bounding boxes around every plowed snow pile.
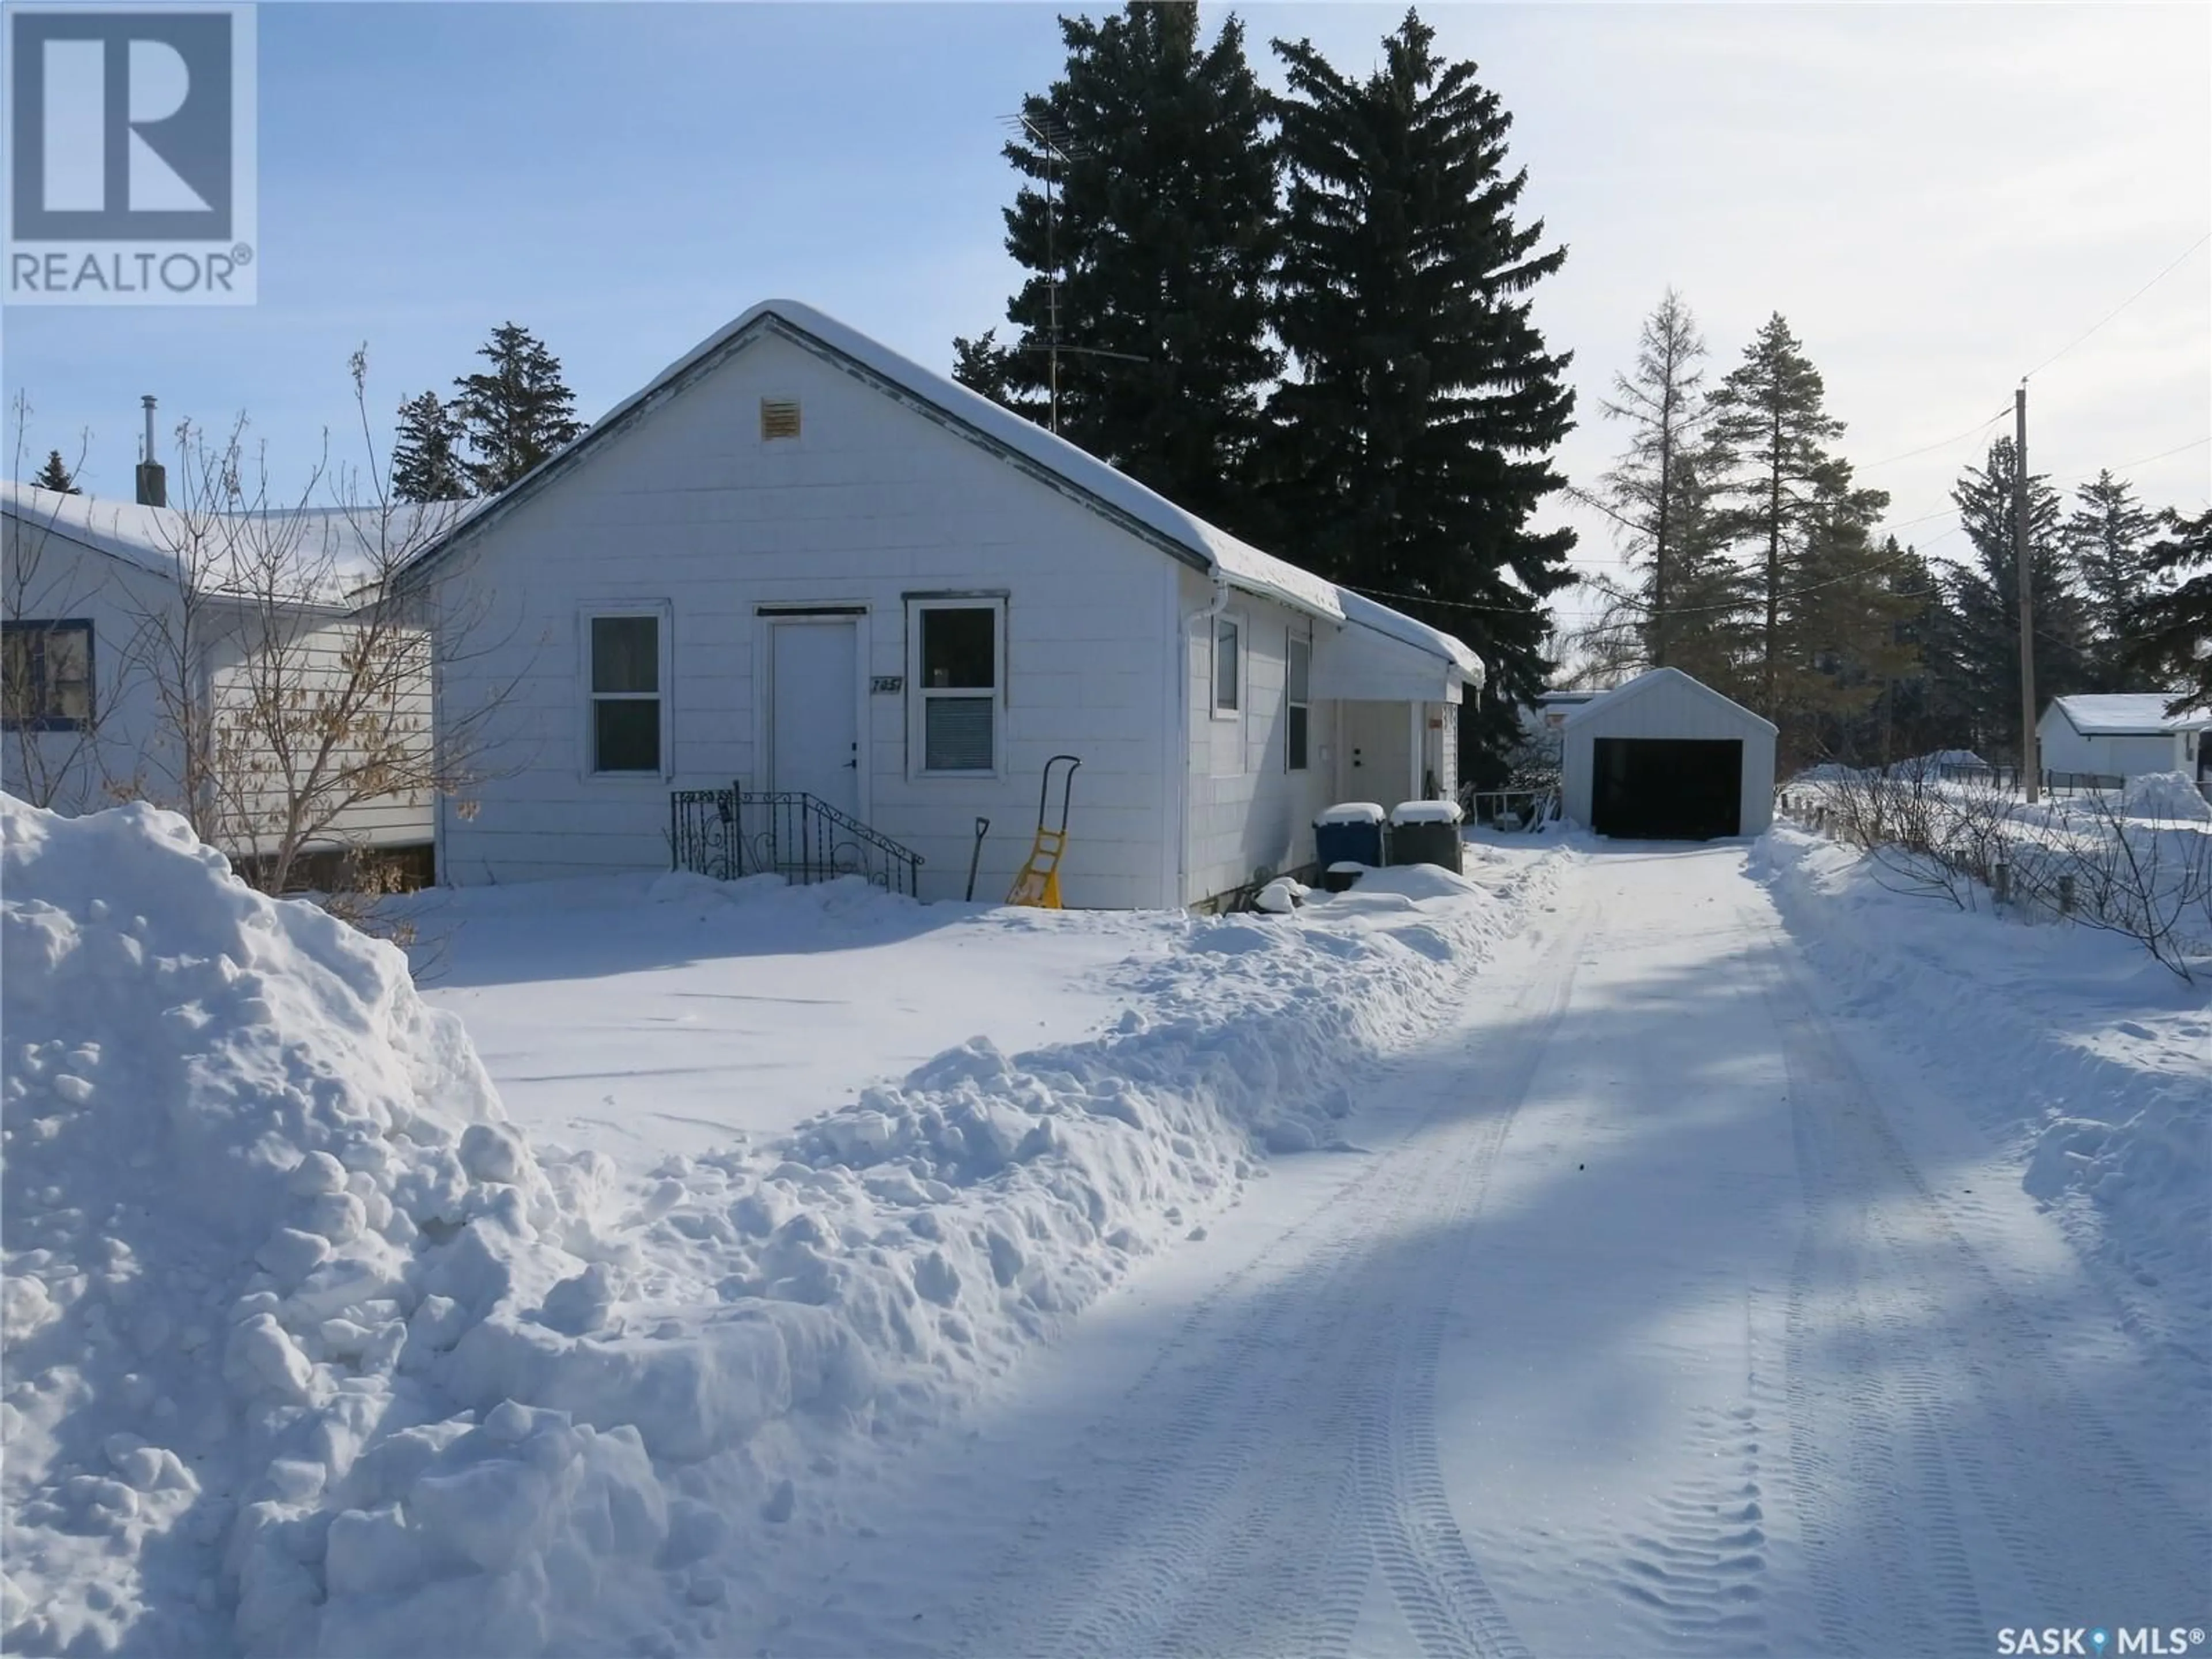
[2,798,1550,1657]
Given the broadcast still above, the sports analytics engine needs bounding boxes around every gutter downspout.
[1176,569,1230,908]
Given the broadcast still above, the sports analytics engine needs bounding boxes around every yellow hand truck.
[1008,754,1081,908]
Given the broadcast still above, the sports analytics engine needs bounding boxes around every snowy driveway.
[749,843,2209,1659]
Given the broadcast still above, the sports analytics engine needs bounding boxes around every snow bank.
[2120,770,2212,823]
[1753,827,2209,1358]
[3,799,1557,1656]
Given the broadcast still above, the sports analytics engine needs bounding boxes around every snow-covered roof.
[400,297,1349,623]
[1562,665,1779,734]
[1335,586,1483,684]
[2048,693,2209,735]
[2,482,474,605]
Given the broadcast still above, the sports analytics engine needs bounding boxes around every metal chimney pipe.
[135,394,166,507]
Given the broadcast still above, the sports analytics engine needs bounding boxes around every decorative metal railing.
[669,785,923,897]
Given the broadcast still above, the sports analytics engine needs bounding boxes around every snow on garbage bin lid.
[1316,801,1389,825]
[1390,800,1464,825]
[1327,861,1370,875]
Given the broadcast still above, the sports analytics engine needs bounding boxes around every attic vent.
[760,397,802,441]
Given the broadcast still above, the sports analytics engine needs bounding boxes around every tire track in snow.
[955,902,1593,1659]
[1761,918,2210,1651]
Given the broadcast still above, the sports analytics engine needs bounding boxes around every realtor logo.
[6,5,257,304]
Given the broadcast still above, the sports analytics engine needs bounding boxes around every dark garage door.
[1592,737,1743,840]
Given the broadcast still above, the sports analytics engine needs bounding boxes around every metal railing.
[669,785,923,897]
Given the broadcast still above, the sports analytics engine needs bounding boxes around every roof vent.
[760,398,801,441]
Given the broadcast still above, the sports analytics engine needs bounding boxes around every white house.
[1560,666,1777,839]
[1,483,442,878]
[398,298,1482,910]
[2038,694,2208,785]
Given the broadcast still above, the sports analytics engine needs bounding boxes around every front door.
[769,619,860,821]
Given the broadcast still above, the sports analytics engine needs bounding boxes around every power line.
[1861,404,2013,470]
[2023,229,2211,381]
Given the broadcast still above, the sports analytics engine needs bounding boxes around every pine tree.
[1703,313,1862,725]
[2063,469,2158,688]
[1266,9,1578,749]
[1943,437,2088,764]
[1876,541,1973,762]
[391,391,468,502]
[955,1,1281,540]
[1778,495,1918,764]
[451,323,587,496]
[2125,506,2212,714]
[32,450,78,494]
[1596,289,1718,669]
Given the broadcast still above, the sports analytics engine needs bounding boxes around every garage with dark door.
[1561,669,1777,840]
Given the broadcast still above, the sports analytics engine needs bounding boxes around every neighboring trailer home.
[1,483,441,878]
[2038,694,2209,785]
[1560,667,1777,839]
[397,298,1482,910]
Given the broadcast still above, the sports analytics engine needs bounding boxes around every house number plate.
[870,675,904,694]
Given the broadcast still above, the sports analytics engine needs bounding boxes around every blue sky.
[6,3,2209,615]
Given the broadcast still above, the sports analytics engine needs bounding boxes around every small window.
[911,601,1003,774]
[1213,617,1240,714]
[1286,632,1310,772]
[760,398,802,441]
[589,613,661,774]
[2,619,93,730]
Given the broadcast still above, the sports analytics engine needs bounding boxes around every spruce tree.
[451,323,587,496]
[2125,506,2212,714]
[1703,313,1863,725]
[955,1,1281,540]
[1942,437,2087,763]
[32,450,78,494]
[1596,290,1718,669]
[2064,470,2158,688]
[1266,9,1578,749]
[391,391,468,502]
[1778,493,1917,764]
[1878,543,1974,761]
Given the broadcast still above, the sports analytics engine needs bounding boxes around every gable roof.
[1563,665,1779,734]
[2048,693,2209,736]
[3,482,474,605]
[397,297,1347,624]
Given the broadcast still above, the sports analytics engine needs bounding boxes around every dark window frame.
[1286,630,1310,772]
[1213,616,1241,715]
[585,610,664,777]
[2,618,95,732]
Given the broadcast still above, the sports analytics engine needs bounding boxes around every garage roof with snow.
[2048,694,2208,735]
[1565,666,1778,734]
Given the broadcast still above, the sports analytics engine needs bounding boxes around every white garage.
[1560,668,1777,839]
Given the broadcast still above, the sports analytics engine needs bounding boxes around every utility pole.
[2015,382,2040,804]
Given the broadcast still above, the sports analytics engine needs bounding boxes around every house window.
[588,612,662,774]
[2,619,93,730]
[1286,632,1310,771]
[1213,617,1240,714]
[910,600,1003,774]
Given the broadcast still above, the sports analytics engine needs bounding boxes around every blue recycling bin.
[1315,802,1389,873]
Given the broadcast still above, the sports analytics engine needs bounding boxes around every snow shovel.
[1009,755,1081,908]
[965,817,990,902]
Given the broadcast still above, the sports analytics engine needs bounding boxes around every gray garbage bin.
[1388,800,1464,873]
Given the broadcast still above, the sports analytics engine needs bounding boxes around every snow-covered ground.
[5,798,2204,1659]
[391,873,1190,1163]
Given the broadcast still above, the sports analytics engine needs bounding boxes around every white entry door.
[770,619,861,821]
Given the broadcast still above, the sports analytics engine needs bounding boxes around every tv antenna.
[998,112,1147,435]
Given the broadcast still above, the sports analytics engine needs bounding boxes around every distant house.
[1,483,442,879]
[2039,694,2209,785]
[397,298,1482,908]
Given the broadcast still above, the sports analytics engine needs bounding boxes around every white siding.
[1562,669,1777,836]
[1179,571,1340,906]
[1336,700,1420,809]
[427,331,1179,908]
[2036,710,2190,779]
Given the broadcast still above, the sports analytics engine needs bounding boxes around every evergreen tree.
[955,1,1281,540]
[2063,469,2158,688]
[1942,437,2088,764]
[1596,289,1715,669]
[1703,313,1863,724]
[32,450,78,494]
[1266,9,1577,750]
[2124,505,2212,714]
[1778,495,1917,765]
[391,391,468,502]
[450,323,586,496]
[1877,541,1974,762]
